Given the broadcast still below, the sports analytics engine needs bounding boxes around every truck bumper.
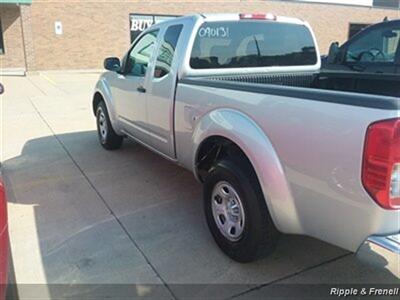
[365,234,400,254]
[357,234,399,275]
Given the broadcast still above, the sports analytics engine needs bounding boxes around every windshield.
[190,21,317,69]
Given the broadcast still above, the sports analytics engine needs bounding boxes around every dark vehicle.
[320,19,400,96]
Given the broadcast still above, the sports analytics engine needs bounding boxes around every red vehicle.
[0,171,8,300]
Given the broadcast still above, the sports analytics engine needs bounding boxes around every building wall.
[284,0,374,6]
[10,0,400,70]
[263,0,399,53]
[0,4,26,70]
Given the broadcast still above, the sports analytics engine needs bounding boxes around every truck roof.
[139,12,320,77]
[156,13,308,27]
[197,13,307,25]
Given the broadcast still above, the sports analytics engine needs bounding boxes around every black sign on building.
[130,14,178,43]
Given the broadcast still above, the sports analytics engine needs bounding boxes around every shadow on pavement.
[3,131,399,299]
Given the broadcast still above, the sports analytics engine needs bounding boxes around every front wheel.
[204,159,279,262]
[96,101,123,150]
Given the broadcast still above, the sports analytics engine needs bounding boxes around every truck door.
[113,30,159,140]
[142,24,184,158]
[343,22,400,74]
[342,22,400,95]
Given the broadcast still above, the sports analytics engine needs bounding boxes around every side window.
[126,30,159,76]
[154,25,183,78]
[346,25,400,63]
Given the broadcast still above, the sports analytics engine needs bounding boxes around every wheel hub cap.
[98,108,108,140]
[211,181,245,242]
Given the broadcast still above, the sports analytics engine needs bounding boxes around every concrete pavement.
[0,73,398,299]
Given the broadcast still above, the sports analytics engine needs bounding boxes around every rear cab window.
[190,21,317,69]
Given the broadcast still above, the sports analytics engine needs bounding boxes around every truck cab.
[96,14,320,160]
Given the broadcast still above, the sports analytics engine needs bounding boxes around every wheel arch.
[92,78,121,135]
[92,91,104,116]
[195,135,252,182]
[192,108,303,234]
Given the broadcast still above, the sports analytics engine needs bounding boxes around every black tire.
[96,101,123,150]
[204,159,279,263]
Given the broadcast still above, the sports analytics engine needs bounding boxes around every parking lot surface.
[1,73,399,299]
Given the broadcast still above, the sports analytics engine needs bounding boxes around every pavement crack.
[26,76,47,96]
[226,252,352,300]
[27,97,179,300]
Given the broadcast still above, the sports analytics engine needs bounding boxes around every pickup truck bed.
[181,74,399,109]
[174,75,399,255]
[193,71,400,98]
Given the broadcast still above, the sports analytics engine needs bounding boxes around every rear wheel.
[96,101,123,150]
[204,159,279,262]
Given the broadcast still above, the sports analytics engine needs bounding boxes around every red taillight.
[0,178,6,228]
[362,118,400,210]
[239,13,277,21]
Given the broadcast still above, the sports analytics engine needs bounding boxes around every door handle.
[137,86,146,93]
[350,64,365,72]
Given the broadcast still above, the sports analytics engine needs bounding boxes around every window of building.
[349,24,371,39]
[373,0,400,9]
[190,21,317,69]
[0,19,4,54]
[130,14,178,43]
[154,25,183,78]
[126,30,159,76]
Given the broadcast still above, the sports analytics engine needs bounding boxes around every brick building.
[0,0,399,74]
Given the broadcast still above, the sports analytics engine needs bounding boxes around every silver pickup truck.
[93,13,400,263]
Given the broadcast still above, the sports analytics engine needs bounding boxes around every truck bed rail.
[179,77,400,110]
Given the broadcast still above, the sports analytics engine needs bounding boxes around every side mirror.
[104,57,121,72]
[327,42,340,64]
